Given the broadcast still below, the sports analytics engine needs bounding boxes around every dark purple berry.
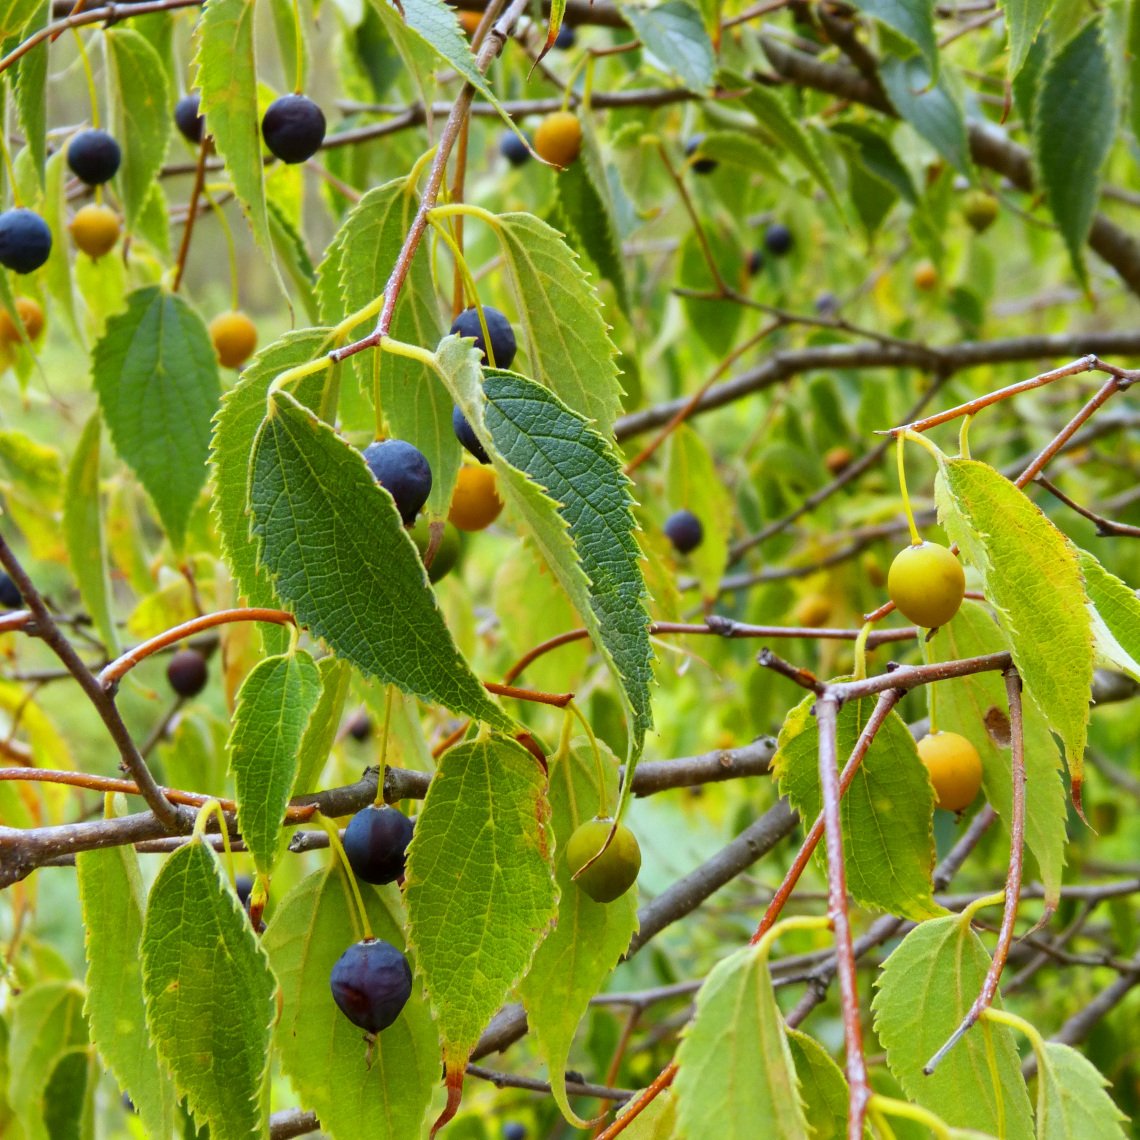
[815,291,839,317]
[330,938,413,1034]
[764,223,794,257]
[553,22,575,48]
[747,249,764,275]
[0,209,52,274]
[234,874,253,907]
[0,572,22,609]
[503,1125,527,1140]
[346,710,372,741]
[261,94,326,164]
[66,129,121,186]
[175,93,206,145]
[452,405,490,464]
[664,509,703,555]
[450,306,517,370]
[685,135,717,175]
[166,648,208,698]
[500,130,530,167]
[363,439,433,526]
[344,805,415,885]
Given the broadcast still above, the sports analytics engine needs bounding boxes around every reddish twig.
[482,681,574,707]
[171,129,211,293]
[594,1060,678,1140]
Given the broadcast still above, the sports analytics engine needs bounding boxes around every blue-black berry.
[500,130,530,167]
[363,439,433,525]
[261,94,326,164]
[344,805,415,885]
[452,405,490,464]
[0,209,52,274]
[330,938,413,1034]
[685,135,717,175]
[664,509,703,555]
[175,93,206,145]
[450,306,517,370]
[764,223,794,257]
[553,23,575,48]
[0,572,21,609]
[67,129,122,186]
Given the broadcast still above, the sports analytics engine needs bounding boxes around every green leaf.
[519,738,638,1125]
[623,1,715,93]
[106,29,170,235]
[405,736,557,1072]
[934,602,1066,906]
[211,327,333,611]
[263,867,438,1140]
[0,0,40,46]
[92,286,221,549]
[1080,549,1140,681]
[12,1,47,189]
[42,1050,93,1140]
[228,650,322,875]
[77,845,176,1140]
[935,459,1092,805]
[666,425,732,605]
[872,915,1034,1138]
[1035,1041,1128,1139]
[772,692,942,921]
[249,390,511,729]
[1031,19,1115,285]
[830,123,918,203]
[141,837,277,1140]
[492,211,624,435]
[673,942,810,1140]
[852,0,937,74]
[1004,0,1050,77]
[294,656,352,795]
[879,54,971,176]
[787,1029,849,1140]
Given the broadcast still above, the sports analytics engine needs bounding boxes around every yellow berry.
[913,260,938,292]
[534,111,582,168]
[887,542,965,628]
[917,731,983,812]
[69,203,121,259]
[824,445,855,476]
[793,593,833,628]
[565,818,641,903]
[0,297,44,344]
[209,311,258,370]
[448,465,503,532]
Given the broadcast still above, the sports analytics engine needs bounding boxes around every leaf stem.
[316,812,373,941]
[896,431,920,546]
[868,1095,953,1139]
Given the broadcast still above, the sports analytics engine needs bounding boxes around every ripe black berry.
[166,648,208,698]
[815,291,839,317]
[174,93,206,145]
[452,405,490,464]
[450,306,517,370]
[685,135,717,175]
[554,23,575,48]
[363,439,433,526]
[0,572,22,609]
[664,509,703,555]
[234,874,253,907]
[0,209,52,274]
[261,94,326,164]
[764,223,794,257]
[329,938,413,1034]
[500,130,530,167]
[346,710,372,741]
[344,805,415,885]
[66,129,122,186]
[503,1125,527,1140]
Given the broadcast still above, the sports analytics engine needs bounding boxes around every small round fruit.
[962,189,998,233]
[261,93,326,164]
[167,648,208,697]
[448,465,503,531]
[534,111,582,168]
[363,439,433,525]
[174,93,206,145]
[346,710,372,741]
[452,405,490,464]
[793,593,833,628]
[664,509,703,555]
[824,445,854,475]
[66,129,121,186]
[0,297,44,344]
[458,9,481,34]
[450,305,517,370]
[344,805,415,885]
[746,249,764,275]
[565,818,641,903]
[69,204,121,258]
[0,209,52,274]
[917,731,983,812]
[330,938,413,1034]
[887,541,965,628]
[410,517,462,582]
[500,130,530,167]
[685,134,717,175]
[815,291,839,317]
[209,311,258,370]
[553,22,575,48]
[913,259,938,291]
[764,223,793,257]
[234,874,254,907]
[0,572,22,609]
[503,1125,527,1140]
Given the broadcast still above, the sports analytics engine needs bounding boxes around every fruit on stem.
[450,305,517,370]
[499,130,530,167]
[962,189,998,233]
[887,541,965,628]
[452,405,491,464]
[566,818,642,903]
[363,439,433,526]
[664,509,703,555]
[167,648,209,698]
[329,938,414,1034]
[343,805,415,885]
[534,111,582,168]
[764,223,793,257]
[209,311,258,370]
[448,466,503,532]
[174,93,207,145]
[66,129,122,186]
[69,204,121,259]
[0,209,52,274]
[261,94,326,164]
[0,298,45,344]
[917,731,983,812]
[409,517,462,582]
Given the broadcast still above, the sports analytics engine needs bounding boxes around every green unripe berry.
[887,541,965,628]
[565,818,641,903]
[962,189,998,233]
[409,518,461,582]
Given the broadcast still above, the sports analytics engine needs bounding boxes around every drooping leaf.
[77,845,177,1140]
[92,286,221,549]
[771,692,942,921]
[879,53,972,176]
[249,390,511,729]
[673,941,810,1140]
[0,0,41,49]
[1034,1040,1128,1139]
[623,1,715,94]
[1004,0,1050,77]
[787,1029,849,1140]
[1079,543,1140,682]
[872,915,1034,1138]
[852,0,937,74]
[935,459,1092,804]
[11,1,47,188]
[830,122,918,203]
[141,837,277,1140]
[519,738,638,1125]
[228,650,322,874]
[294,656,352,795]
[263,867,438,1140]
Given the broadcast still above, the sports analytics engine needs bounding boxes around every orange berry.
[69,203,121,259]
[448,464,503,532]
[917,731,983,812]
[824,445,855,476]
[534,111,582,168]
[458,10,481,34]
[0,297,44,344]
[913,260,938,292]
[793,593,833,628]
[209,311,258,370]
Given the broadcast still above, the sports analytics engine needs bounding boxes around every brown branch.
[171,129,210,293]
[1036,477,1140,539]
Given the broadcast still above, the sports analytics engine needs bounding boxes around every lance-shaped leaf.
[294,656,352,795]
[623,1,715,94]
[1079,549,1140,681]
[228,650,322,874]
[787,1029,849,1139]
[404,737,557,1106]
[1034,1040,1128,1139]
[771,692,942,921]
[77,845,177,1139]
[872,914,1034,1137]
[879,53,971,176]
[1004,0,1049,78]
[249,390,511,729]
[520,739,638,1125]
[673,941,810,1139]
[851,0,937,75]
[935,459,1092,807]
[263,868,438,1140]
[92,285,221,549]
[141,837,277,1140]
[12,1,47,188]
